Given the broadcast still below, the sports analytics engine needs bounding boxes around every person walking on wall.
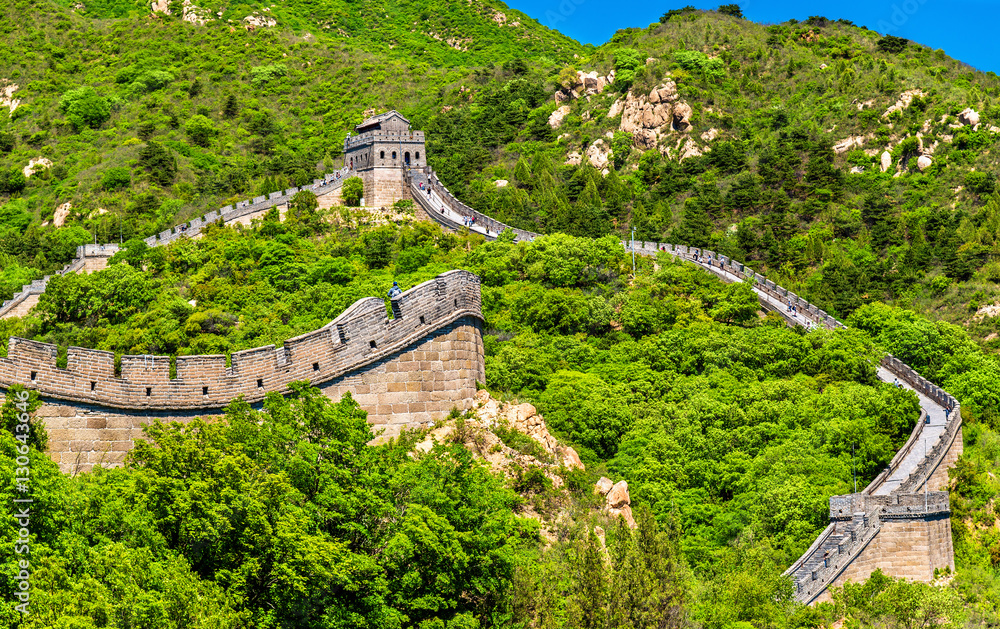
[388,281,402,299]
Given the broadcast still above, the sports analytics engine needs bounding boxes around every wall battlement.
[3,271,485,473]
[2,270,482,411]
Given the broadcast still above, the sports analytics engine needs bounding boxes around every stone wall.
[814,514,953,604]
[3,271,485,473]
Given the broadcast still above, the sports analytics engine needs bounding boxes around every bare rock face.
[958,108,981,127]
[182,0,211,25]
[494,179,508,188]
[880,151,892,173]
[833,134,872,154]
[603,480,636,528]
[586,139,611,170]
[548,105,572,129]
[671,101,693,131]
[23,157,52,178]
[150,0,170,14]
[555,69,614,102]
[609,504,637,528]
[243,12,276,30]
[53,202,72,228]
[0,80,19,114]
[618,80,692,151]
[882,89,927,119]
[679,137,703,160]
[917,155,933,171]
[607,98,624,118]
[700,128,719,143]
[565,151,582,166]
[606,480,630,509]
[473,392,584,471]
[560,446,583,470]
[594,476,614,495]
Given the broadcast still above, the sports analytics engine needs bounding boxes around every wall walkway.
[412,170,962,604]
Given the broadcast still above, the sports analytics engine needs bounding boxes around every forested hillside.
[3,0,1000,626]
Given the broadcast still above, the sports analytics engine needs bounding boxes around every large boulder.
[672,102,693,131]
[594,476,614,495]
[606,480,630,509]
[23,156,52,178]
[958,107,981,127]
[917,155,933,171]
[561,446,584,470]
[53,202,72,228]
[586,139,611,170]
[880,151,892,173]
[548,105,572,129]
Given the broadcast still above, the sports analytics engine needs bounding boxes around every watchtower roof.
[355,110,410,133]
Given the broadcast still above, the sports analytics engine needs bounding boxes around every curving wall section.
[1,270,484,473]
[0,168,356,320]
[415,173,963,604]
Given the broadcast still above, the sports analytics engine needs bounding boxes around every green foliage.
[184,114,218,147]
[342,176,364,207]
[672,50,726,81]
[613,48,644,91]
[137,141,177,186]
[100,166,132,191]
[249,63,287,88]
[717,4,744,19]
[877,35,909,54]
[59,86,111,130]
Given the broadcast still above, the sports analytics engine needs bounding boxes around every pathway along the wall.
[0,168,356,320]
[412,170,962,604]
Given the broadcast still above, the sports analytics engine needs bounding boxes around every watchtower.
[343,111,426,207]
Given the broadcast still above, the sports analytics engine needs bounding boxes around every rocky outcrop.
[565,151,582,166]
[0,80,18,114]
[181,0,211,25]
[593,477,636,528]
[880,151,892,173]
[618,80,694,152]
[23,157,52,178]
[586,139,611,169]
[882,89,927,118]
[700,128,719,143]
[548,105,571,129]
[494,179,509,188]
[471,390,584,471]
[243,12,276,29]
[53,202,72,228]
[958,108,981,128]
[555,69,613,102]
[917,155,933,171]
[833,134,872,154]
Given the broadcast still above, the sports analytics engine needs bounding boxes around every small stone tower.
[343,111,426,207]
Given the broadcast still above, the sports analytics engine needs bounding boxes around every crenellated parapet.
[1,270,481,411]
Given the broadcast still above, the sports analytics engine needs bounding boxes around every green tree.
[138,141,177,186]
[184,114,218,147]
[342,177,364,206]
[59,86,111,130]
[360,225,396,269]
[100,166,131,191]
[717,4,743,18]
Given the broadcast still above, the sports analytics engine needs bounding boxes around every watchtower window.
[90,381,97,391]
[380,150,385,159]
[416,151,420,159]
[312,362,320,371]
[404,151,411,165]
[369,340,377,348]
[392,151,397,159]
[202,386,209,396]
[30,371,36,381]
[257,378,264,389]
[145,387,152,397]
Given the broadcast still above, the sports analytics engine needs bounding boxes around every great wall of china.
[0,113,963,604]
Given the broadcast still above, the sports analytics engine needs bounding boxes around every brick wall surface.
[2,271,485,473]
[815,515,953,604]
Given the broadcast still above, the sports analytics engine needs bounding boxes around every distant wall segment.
[2,270,485,473]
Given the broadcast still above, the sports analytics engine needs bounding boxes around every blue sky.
[504,0,998,74]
